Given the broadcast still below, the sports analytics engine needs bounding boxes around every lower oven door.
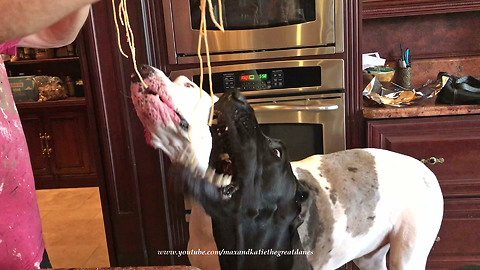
[249,93,345,161]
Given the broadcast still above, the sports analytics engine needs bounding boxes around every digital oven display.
[240,74,268,81]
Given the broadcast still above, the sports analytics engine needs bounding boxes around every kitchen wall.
[362,11,480,86]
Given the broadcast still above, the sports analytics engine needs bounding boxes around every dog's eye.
[184,82,195,88]
[273,148,282,158]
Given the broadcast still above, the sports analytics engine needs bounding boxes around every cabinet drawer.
[427,198,480,269]
[367,115,480,197]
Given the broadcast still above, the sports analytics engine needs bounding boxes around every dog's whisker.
[119,90,132,99]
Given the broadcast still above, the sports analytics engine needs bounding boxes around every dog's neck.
[210,204,308,270]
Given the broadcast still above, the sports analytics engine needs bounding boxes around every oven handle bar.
[251,104,339,112]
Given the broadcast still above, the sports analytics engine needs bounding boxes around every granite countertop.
[53,267,199,270]
[363,96,480,119]
[363,103,480,119]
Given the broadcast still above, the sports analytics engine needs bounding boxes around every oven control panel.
[224,70,284,91]
[193,66,321,94]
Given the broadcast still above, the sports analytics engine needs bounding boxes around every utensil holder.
[391,66,412,89]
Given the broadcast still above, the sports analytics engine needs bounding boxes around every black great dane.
[131,66,445,270]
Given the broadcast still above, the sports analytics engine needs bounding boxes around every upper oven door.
[169,0,336,56]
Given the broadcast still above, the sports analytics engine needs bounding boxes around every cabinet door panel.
[45,110,91,175]
[367,116,480,197]
[33,175,56,190]
[19,113,51,176]
[427,199,480,269]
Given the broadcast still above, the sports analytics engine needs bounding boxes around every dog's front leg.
[188,202,221,270]
[170,160,224,270]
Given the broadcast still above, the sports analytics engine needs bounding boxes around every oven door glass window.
[259,124,323,162]
[190,0,316,30]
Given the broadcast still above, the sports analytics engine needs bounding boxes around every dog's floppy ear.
[292,180,312,228]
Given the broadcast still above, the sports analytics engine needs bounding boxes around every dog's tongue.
[223,163,233,175]
[215,159,232,176]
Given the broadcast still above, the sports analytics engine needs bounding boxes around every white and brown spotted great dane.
[130,65,444,270]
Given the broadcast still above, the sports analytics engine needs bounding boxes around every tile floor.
[36,187,110,268]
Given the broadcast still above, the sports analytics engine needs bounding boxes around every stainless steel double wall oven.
[163,0,344,63]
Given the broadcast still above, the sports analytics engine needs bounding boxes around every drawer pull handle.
[421,157,444,165]
[44,134,52,158]
[39,133,46,157]
[436,236,441,242]
[39,133,52,158]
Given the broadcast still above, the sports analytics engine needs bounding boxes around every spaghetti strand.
[112,0,128,58]
[196,0,225,126]
[113,0,225,132]
[112,0,147,88]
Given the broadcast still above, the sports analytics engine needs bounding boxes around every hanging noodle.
[197,0,225,126]
[113,0,224,126]
[112,0,147,88]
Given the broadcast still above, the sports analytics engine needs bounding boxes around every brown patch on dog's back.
[296,168,334,266]
[318,149,380,237]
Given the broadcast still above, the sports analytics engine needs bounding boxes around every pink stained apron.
[0,41,45,269]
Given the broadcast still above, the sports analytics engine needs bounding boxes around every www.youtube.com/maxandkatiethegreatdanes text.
[158,249,314,258]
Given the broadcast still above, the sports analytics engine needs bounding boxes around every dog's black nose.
[131,65,154,83]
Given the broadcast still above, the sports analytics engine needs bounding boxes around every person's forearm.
[0,0,99,44]
[18,5,92,48]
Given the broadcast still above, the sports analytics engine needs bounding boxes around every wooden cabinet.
[362,0,480,19]
[6,36,100,190]
[17,98,97,189]
[47,109,92,175]
[367,115,480,197]
[428,199,480,269]
[367,114,480,268]
[21,113,52,176]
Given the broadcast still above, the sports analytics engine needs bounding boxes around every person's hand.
[0,0,99,45]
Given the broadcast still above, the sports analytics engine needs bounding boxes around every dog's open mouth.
[203,109,238,198]
[131,66,190,141]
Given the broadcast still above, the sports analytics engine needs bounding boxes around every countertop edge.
[363,104,480,119]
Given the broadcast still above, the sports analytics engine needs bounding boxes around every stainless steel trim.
[176,47,336,64]
[335,0,344,53]
[247,92,341,103]
[252,104,339,112]
[169,59,344,97]
[251,93,345,154]
[162,0,177,65]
